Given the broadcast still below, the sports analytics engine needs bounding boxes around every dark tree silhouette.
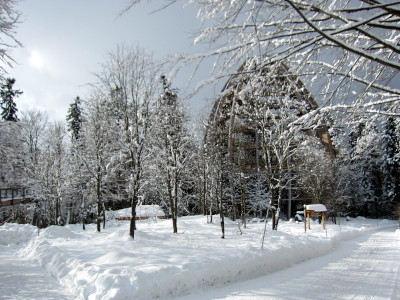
[1,77,22,122]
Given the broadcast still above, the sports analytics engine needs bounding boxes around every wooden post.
[304,205,307,232]
[307,211,311,230]
[322,212,325,230]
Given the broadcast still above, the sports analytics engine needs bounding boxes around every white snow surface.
[0,216,398,299]
[305,204,327,212]
[176,226,400,300]
[105,205,165,219]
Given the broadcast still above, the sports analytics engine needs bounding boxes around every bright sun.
[28,50,46,71]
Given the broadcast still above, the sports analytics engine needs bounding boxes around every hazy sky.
[7,0,213,122]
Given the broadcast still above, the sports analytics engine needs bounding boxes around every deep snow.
[176,227,400,299]
[0,216,398,299]
[0,248,73,299]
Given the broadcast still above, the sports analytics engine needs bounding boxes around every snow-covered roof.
[305,204,327,212]
[108,205,165,219]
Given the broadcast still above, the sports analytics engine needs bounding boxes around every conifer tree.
[66,96,88,229]
[381,117,400,215]
[66,96,83,141]
[0,77,22,122]
[150,75,189,233]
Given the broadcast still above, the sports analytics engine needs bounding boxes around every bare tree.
[0,0,21,79]
[0,120,22,187]
[204,117,227,237]
[32,121,67,226]
[93,45,159,239]
[125,0,400,120]
[79,93,112,232]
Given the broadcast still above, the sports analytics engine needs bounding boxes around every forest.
[0,0,400,240]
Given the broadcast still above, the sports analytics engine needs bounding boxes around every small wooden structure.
[0,188,32,207]
[304,204,327,231]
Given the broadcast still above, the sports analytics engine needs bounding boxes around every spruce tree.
[381,117,400,215]
[151,75,188,234]
[0,78,22,122]
[66,96,83,140]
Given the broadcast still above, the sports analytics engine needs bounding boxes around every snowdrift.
[0,216,396,299]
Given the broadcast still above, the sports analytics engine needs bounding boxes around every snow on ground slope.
[176,227,400,299]
[0,246,74,299]
[0,217,397,299]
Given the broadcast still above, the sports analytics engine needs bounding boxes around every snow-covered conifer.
[0,78,22,122]
[149,75,192,233]
[66,96,83,141]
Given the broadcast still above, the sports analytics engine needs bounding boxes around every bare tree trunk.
[270,188,277,230]
[102,200,106,229]
[167,169,177,233]
[173,167,178,234]
[209,198,213,223]
[240,173,246,229]
[218,171,225,239]
[96,201,101,232]
[96,173,102,232]
[203,167,207,216]
[129,194,137,239]
[81,195,86,230]
[55,198,60,225]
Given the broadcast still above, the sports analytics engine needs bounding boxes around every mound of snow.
[0,223,37,246]
[106,205,165,220]
[39,225,80,240]
[9,216,398,299]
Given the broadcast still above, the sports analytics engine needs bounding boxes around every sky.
[7,0,215,122]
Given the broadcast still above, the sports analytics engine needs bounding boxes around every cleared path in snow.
[0,249,74,300]
[177,227,400,300]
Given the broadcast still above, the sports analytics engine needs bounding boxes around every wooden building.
[205,60,334,219]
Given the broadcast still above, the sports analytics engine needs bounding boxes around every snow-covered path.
[177,227,400,300]
[0,248,73,300]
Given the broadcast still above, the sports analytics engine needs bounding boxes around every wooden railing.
[0,188,33,207]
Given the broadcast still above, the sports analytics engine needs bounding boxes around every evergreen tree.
[0,78,22,122]
[346,122,384,217]
[65,96,88,229]
[66,96,83,141]
[381,117,400,215]
[150,75,190,233]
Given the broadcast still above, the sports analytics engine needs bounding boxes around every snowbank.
[1,216,396,299]
[0,223,37,246]
[106,205,165,221]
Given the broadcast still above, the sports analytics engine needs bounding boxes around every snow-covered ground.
[0,216,398,299]
[0,248,73,299]
[176,226,400,299]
